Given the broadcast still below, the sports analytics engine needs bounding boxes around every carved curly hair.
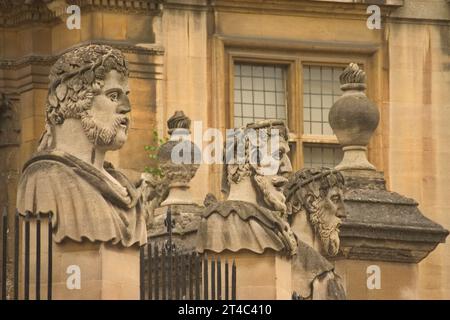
[284,167,345,218]
[46,44,129,126]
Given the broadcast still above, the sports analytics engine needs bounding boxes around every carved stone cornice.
[0,0,163,28]
[69,0,163,16]
[0,1,57,27]
[209,0,403,17]
[0,41,164,70]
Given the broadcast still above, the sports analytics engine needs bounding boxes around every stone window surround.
[222,41,378,171]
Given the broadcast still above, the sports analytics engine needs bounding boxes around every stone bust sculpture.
[284,168,347,299]
[197,120,297,255]
[16,44,147,247]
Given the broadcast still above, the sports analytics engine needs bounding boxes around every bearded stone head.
[42,44,130,152]
[222,120,293,216]
[284,168,346,256]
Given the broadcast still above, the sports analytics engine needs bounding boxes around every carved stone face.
[311,185,346,256]
[254,134,293,215]
[80,70,131,150]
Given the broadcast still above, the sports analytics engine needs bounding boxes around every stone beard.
[80,110,127,148]
[309,185,343,256]
[17,44,147,247]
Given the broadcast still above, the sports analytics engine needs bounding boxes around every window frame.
[223,44,374,171]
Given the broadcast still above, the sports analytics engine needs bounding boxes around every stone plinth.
[334,170,448,299]
[52,241,140,300]
[334,259,418,300]
[23,220,140,300]
[218,251,292,300]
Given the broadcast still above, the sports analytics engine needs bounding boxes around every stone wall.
[387,0,450,299]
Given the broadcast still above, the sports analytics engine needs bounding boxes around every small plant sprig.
[144,129,167,178]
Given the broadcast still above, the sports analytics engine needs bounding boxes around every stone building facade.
[0,0,449,299]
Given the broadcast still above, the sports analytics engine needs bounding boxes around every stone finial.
[329,63,380,171]
[167,110,191,135]
[158,111,200,206]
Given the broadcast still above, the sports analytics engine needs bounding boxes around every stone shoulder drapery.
[17,150,147,247]
[197,200,296,255]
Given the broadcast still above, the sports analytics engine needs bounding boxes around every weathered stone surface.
[340,171,449,263]
[17,44,147,247]
[329,63,379,171]
[148,204,204,253]
[285,167,347,300]
[0,93,20,146]
[197,120,297,256]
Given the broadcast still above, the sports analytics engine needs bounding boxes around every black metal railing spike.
[232,260,236,300]
[161,246,166,300]
[148,242,152,300]
[24,212,30,300]
[203,253,208,300]
[225,260,229,300]
[14,210,19,300]
[211,256,215,300]
[139,245,145,300]
[217,256,221,300]
[181,253,186,300]
[1,207,7,300]
[35,213,41,300]
[188,252,193,300]
[195,252,201,300]
[154,243,159,300]
[47,212,53,300]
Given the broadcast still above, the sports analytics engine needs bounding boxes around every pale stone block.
[216,251,292,300]
[334,259,418,300]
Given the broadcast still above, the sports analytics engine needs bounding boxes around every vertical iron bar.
[161,247,166,300]
[195,253,200,300]
[24,214,30,300]
[168,248,172,300]
[147,242,153,300]
[154,244,159,300]
[189,252,194,299]
[232,260,236,300]
[225,260,229,300]
[47,213,52,300]
[203,253,208,300]
[35,214,41,300]
[182,254,186,300]
[211,257,215,300]
[217,256,221,300]
[14,211,19,300]
[139,245,145,300]
[175,252,180,300]
[1,207,7,300]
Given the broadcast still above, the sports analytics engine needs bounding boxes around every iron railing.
[0,208,53,300]
[1,206,237,300]
[139,206,237,300]
[139,244,237,300]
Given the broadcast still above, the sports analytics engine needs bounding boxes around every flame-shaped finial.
[339,63,366,91]
[167,111,191,134]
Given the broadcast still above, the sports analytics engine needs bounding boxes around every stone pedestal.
[218,251,292,300]
[336,169,448,299]
[334,259,418,299]
[23,220,140,300]
[52,241,140,300]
